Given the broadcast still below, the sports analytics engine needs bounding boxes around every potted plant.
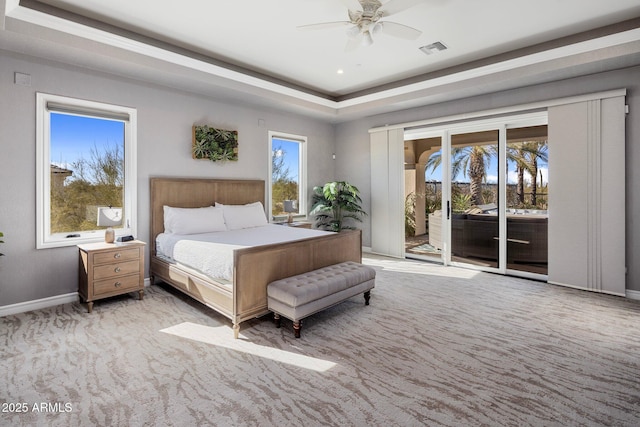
[310,181,366,232]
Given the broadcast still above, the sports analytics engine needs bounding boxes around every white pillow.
[222,201,268,230]
[163,205,227,235]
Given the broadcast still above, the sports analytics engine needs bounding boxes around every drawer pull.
[114,253,121,259]
[114,267,121,273]
[114,282,122,288]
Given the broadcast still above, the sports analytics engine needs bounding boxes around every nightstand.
[78,240,146,313]
[276,221,312,229]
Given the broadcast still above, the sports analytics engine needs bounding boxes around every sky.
[50,112,124,169]
[425,150,549,186]
[272,137,299,182]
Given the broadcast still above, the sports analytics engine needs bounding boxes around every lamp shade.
[283,200,298,213]
[97,206,122,226]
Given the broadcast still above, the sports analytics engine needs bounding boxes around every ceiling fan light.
[362,31,373,46]
[347,25,361,38]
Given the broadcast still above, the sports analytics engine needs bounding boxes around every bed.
[149,177,362,338]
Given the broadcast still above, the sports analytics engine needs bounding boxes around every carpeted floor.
[2,254,640,426]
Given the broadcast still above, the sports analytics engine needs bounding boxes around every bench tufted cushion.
[267,261,376,307]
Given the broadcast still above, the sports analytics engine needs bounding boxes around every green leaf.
[193,126,238,162]
[310,181,366,232]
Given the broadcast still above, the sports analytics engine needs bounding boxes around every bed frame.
[149,177,362,338]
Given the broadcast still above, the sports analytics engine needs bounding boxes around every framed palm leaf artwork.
[192,125,238,162]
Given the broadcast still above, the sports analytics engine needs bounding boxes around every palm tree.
[508,145,531,205]
[426,140,548,209]
[465,147,488,205]
[507,140,548,206]
[427,145,498,206]
[527,140,548,206]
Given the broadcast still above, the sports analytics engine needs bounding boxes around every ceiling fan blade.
[297,21,352,30]
[380,0,424,17]
[378,21,422,39]
[339,0,364,11]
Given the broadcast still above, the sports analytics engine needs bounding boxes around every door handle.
[447,201,451,220]
[493,237,530,244]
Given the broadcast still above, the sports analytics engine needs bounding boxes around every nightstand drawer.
[93,274,140,296]
[93,247,140,265]
[94,259,140,280]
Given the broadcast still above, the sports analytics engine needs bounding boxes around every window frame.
[36,93,137,249]
[268,131,307,223]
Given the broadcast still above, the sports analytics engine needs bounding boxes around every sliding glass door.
[404,136,443,262]
[405,113,548,279]
[449,129,500,268]
[505,126,549,275]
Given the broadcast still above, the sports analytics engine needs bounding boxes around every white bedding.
[156,224,332,281]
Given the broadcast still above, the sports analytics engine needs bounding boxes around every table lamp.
[283,200,297,224]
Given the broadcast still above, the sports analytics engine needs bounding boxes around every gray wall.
[2,46,639,307]
[336,65,640,292]
[0,50,336,306]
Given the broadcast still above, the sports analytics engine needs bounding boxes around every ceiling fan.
[298,0,423,51]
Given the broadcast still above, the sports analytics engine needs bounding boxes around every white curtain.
[548,95,626,295]
[370,129,405,258]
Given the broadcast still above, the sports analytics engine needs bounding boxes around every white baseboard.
[626,289,640,300]
[0,292,79,317]
[0,278,153,317]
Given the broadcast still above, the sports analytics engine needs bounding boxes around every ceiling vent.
[419,41,447,55]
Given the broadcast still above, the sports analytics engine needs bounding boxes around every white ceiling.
[2,0,640,122]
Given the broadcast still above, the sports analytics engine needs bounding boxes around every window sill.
[37,230,133,249]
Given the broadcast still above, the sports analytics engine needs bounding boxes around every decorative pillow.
[163,205,226,234]
[222,201,268,230]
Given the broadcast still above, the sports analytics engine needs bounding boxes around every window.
[268,131,307,222]
[36,93,137,248]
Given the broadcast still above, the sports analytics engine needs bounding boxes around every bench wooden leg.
[293,320,301,338]
[364,291,371,305]
[274,313,281,328]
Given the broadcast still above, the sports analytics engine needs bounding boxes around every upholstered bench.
[267,261,376,338]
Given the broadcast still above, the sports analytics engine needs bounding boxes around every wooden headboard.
[150,177,265,255]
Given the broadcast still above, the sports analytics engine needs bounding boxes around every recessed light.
[337,69,344,74]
